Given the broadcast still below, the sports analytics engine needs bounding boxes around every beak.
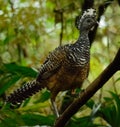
[90,21,99,31]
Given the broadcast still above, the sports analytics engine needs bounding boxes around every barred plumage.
[6,80,41,105]
[6,8,97,117]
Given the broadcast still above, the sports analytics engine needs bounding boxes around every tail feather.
[6,80,42,105]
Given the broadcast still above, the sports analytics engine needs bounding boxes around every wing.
[36,45,69,82]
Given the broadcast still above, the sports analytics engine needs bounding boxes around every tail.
[6,80,43,106]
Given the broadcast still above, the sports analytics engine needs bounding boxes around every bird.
[6,8,97,118]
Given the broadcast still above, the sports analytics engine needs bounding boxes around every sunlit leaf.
[4,63,38,78]
[34,90,50,103]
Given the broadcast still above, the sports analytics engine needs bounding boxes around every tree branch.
[54,48,120,127]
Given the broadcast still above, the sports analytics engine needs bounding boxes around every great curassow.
[6,8,97,118]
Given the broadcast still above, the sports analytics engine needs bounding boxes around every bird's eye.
[86,19,91,23]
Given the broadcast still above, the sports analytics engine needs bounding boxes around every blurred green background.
[0,0,120,127]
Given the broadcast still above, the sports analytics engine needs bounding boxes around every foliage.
[98,92,120,127]
[0,63,38,96]
[0,109,55,127]
[86,92,120,127]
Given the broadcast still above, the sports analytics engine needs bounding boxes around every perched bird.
[6,8,97,118]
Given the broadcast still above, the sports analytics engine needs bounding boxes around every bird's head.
[75,8,98,32]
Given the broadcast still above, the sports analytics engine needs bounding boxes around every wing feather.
[36,45,69,81]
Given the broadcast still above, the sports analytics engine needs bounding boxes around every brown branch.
[54,9,64,46]
[60,11,63,46]
[54,48,120,127]
[8,0,14,12]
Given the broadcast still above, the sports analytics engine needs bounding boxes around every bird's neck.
[75,31,90,63]
[76,31,90,48]
[77,31,89,44]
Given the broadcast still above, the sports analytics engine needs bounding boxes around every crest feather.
[75,8,97,30]
[80,8,96,24]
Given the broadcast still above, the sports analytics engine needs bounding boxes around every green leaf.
[0,110,25,127]
[34,90,50,103]
[97,92,120,127]
[109,92,120,124]
[0,75,21,95]
[21,114,55,126]
[115,77,120,83]
[86,99,95,109]
[4,63,38,78]
[66,116,102,127]
[0,63,38,95]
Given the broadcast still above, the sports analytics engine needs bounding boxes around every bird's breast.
[46,62,89,92]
